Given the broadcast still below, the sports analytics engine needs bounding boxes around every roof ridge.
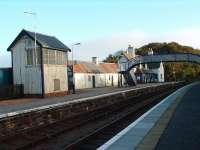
[100,62,117,64]
[24,29,55,38]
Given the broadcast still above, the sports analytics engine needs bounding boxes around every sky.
[0,0,200,67]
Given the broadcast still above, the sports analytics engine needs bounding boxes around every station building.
[7,29,71,97]
[119,45,165,84]
[135,62,164,83]
[68,57,125,90]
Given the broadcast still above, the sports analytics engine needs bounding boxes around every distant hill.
[135,42,200,56]
[136,42,200,81]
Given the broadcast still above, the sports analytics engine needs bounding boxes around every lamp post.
[24,11,37,65]
[173,70,176,82]
[71,42,81,94]
[173,67,176,82]
[117,53,124,87]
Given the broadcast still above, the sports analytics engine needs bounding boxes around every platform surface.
[0,83,162,115]
[98,82,200,150]
[155,81,200,150]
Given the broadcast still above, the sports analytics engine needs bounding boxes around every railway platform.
[0,83,164,115]
[0,82,185,149]
[98,81,200,150]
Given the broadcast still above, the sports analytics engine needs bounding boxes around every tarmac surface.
[155,82,200,150]
[98,81,200,150]
[0,83,161,115]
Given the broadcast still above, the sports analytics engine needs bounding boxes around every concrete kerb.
[97,82,191,150]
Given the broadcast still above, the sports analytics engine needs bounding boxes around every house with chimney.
[69,57,125,90]
[135,62,164,83]
[7,29,71,97]
[118,45,165,84]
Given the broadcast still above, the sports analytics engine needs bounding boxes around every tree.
[103,42,200,81]
[103,54,118,63]
[136,42,200,81]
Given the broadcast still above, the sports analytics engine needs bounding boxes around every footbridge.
[126,53,200,71]
[119,53,200,85]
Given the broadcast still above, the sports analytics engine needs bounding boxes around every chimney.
[148,48,154,55]
[92,57,99,65]
[127,45,135,58]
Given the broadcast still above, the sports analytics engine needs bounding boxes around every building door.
[111,75,114,86]
[67,65,73,91]
[92,75,95,88]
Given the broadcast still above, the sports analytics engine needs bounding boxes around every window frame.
[44,49,67,65]
[49,50,56,64]
[26,48,34,66]
[36,47,41,65]
[44,49,49,64]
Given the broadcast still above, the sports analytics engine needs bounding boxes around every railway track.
[0,87,177,150]
[63,90,172,150]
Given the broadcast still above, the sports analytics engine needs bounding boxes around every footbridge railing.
[126,53,200,71]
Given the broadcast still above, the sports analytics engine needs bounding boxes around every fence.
[0,84,24,100]
[0,68,13,86]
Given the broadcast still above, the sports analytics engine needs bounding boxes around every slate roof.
[73,61,118,74]
[7,29,71,52]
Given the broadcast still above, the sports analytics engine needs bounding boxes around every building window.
[26,49,33,65]
[49,50,56,64]
[26,39,33,48]
[58,51,67,65]
[36,48,41,64]
[44,49,49,64]
[64,53,68,65]
[88,75,91,82]
[54,79,60,91]
[44,50,66,65]
[56,51,63,65]
[26,48,41,65]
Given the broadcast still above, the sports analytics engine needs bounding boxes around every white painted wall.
[95,74,106,87]
[148,62,165,82]
[43,64,68,93]
[158,62,165,82]
[12,36,42,94]
[118,56,128,72]
[105,73,119,87]
[75,73,94,89]
[75,73,121,89]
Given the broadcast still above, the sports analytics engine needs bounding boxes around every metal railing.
[126,53,200,71]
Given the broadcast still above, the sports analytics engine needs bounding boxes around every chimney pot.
[92,57,99,65]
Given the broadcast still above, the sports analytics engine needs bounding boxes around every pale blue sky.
[1,0,200,67]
